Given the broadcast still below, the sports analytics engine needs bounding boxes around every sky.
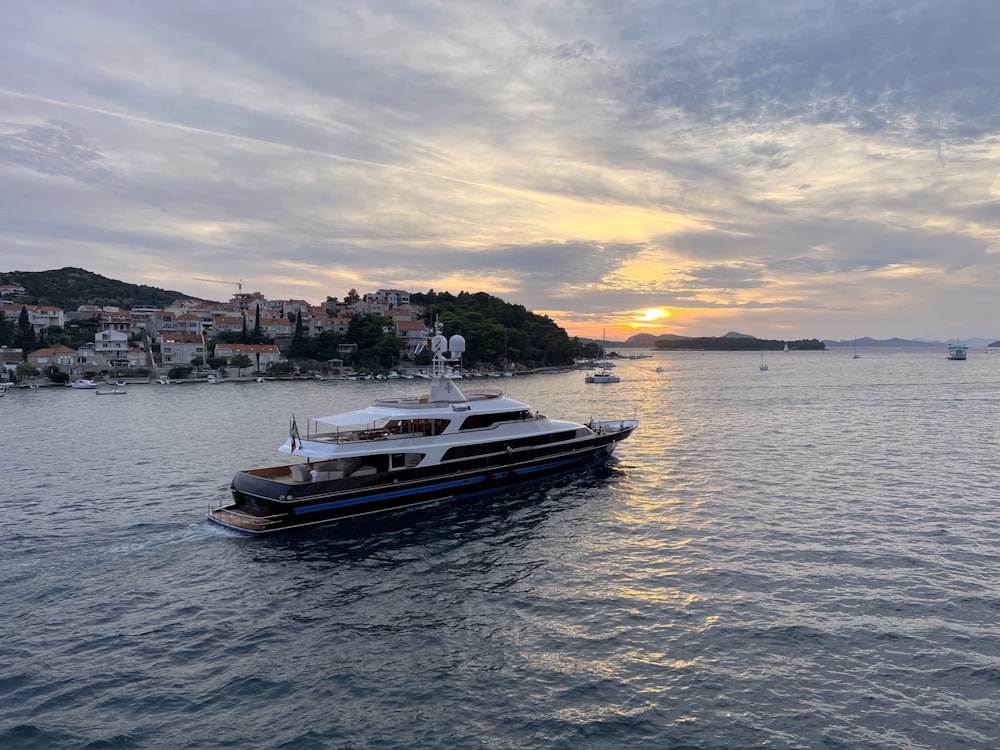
[2,1,999,342]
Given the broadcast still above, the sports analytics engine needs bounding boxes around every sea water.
[2,348,1000,749]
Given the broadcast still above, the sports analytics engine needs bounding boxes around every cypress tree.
[16,305,35,353]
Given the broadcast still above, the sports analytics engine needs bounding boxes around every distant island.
[823,336,1000,348]
[607,332,999,350]
[653,334,824,351]
[603,331,825,351]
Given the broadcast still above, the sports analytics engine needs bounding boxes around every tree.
[288,311,308,359]
[374,335,403,368]
[0,310,9,347]
[306,330,346,362]
[53,319,99,349]
[14,305,35,353]
[345,288,360,305]
[15,362,39,381]
[347,313,392,370]
[45,365,69,384]
[411,290,578,369]
[230,353,253,377]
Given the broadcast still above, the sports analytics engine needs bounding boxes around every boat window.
[388,453,424,470]
[458,410,536,430]
[405,418,451,435]
[442,429,580,461]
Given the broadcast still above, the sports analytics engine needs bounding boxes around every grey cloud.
[622,1,1000,143]
[0,121,110,181]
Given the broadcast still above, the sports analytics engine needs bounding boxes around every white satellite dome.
[431,334,448,354]
[448,334,466,355]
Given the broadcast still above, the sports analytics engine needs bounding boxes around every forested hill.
[0,268,188,310]
[410,290,578,367]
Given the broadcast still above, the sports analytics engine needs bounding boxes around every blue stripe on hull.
[293,475,486,515]
[291,455,588,516]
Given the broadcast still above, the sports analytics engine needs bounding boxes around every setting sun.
[636,308,671,323]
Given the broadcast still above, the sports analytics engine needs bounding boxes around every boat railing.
[308,426,429,445]
[590,419,638,435]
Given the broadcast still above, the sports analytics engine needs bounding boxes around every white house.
[161,333,207,368]
[95,329,130,367]
[27,345,77,373]
[213,343,283,373]
[28,305,65,332]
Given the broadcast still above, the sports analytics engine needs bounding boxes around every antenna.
[193,277,244,294]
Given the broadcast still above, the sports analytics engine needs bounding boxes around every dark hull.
[207,427,636,535]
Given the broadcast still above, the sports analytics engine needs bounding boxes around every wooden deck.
[209,507,285,532]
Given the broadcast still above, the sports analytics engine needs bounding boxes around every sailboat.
[759,352,768,371]
[783,343,789,353]
[853,337,860,359]
[586,329,621,383]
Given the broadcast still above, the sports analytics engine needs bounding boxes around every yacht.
[585,367,621,383]
[947,342,968,360]
[70,379,99,389]
[208,322,639,535]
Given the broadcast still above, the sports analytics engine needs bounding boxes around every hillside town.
[0,282,430,383]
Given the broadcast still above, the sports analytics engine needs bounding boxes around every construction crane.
[193,277,245,294]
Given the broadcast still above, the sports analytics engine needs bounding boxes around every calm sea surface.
[3,348,1000,749]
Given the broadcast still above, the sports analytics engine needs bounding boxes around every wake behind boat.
[208,321,639,535]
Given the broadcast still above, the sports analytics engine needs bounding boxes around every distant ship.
[947,342,968,361]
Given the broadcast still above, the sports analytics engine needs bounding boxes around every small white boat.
[0,383,9,398]
[947,342,968,360]
[95,385,127,395]
[759,353,768,371]
[71,379,99,389]
[96,378,128,394]
[585,367,621,383]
